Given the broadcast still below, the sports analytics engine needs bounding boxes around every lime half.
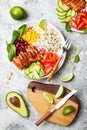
[62,105,76,115]
[55,85,65,98]
[61,73,74,82]
[39,19,47,30]
[43,92,53,104]
[34,24,45,35]
[10,6,27,20]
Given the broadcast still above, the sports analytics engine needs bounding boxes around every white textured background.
[0,0,87,130]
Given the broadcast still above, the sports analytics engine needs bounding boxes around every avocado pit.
[9,96,20,108]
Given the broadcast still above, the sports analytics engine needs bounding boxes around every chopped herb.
[65,22,71,32]
[74,55,80,63]
[74,48,82,63]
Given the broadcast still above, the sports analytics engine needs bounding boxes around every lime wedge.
[39,19,47,31]
[34,24,45,35]
[43,92,53,104]
[61,73,74,82]
[62,105,76,115]
[55,85,65,98]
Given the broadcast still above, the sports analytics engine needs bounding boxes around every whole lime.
[10,6,27,20]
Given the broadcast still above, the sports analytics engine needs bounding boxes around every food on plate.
[6,91,29,117]
[41,51,60,75]
[62,105,76,115]
[62,0,86,12]
[55,85,65,98]
[56,0,87,32]
[56,0,76,23]
[43,92,54,104]
[7,20,63,79]
[24,61,44,80]
[13,44,41,70]
[61,72,74,82]
[70,11,87,31]
[22,28,40,44]
[10,6,27,20]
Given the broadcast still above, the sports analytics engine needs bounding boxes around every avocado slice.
[58,0,69,11]
[6,91,29,117]
[24,61,45,80]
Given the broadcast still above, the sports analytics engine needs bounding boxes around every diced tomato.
[83,17,87,26]
[78,12,87,17]
[70,11,87,31]
[40,51,60,75]
[75,15,82,25]
[70,19,77,29]
[77,21,86,30]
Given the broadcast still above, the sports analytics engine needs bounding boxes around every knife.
[35,89,77,126]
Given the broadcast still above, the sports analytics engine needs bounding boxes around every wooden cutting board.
[27,81,79,126]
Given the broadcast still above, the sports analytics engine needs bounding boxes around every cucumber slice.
[60,16,71,23]
[67,9,72,16]
[58,0,70,11]
[71,10,76,18]
[57,11,67,17]
[56,7,64,13]
[57,14,66,20]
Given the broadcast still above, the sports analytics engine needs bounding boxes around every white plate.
[12,21,66,79]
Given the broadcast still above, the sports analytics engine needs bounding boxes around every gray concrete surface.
[0,0,87,130]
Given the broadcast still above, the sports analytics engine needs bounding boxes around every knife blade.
[35,89,78,126]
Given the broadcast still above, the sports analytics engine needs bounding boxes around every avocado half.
[6,91,29,117]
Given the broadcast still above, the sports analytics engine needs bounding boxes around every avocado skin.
[6,91,29,117]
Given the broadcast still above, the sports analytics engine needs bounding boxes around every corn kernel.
[10,71,13,76]
[5,81,9,85]
[22,29,40,44]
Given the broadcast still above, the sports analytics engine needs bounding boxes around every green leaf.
[65,22,71,32]
[7,43,16,61]
[18,24,27,37]
[74,55,80,63]
[83,27,87,33]
[11,30,20,44]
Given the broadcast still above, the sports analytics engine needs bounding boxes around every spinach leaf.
[65,22,71,32]
[74,55,80,63]
[7,43,16,61]
[11,30,20,44]
[18,24,27,37]
[83,27,87,33]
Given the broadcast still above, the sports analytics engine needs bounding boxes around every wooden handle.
[47,57,62,82]
[35,111,52,126]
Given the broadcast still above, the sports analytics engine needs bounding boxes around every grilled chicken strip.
[13,45,41,70]
[62,0,86,12]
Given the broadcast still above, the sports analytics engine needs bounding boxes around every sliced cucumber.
[57,11,67,17]
[60,16,71,23]
[56,7,64,13]
[57,14,66,19]
[58,0,70,11]
[67,9,72,16]
[71,10,76,18]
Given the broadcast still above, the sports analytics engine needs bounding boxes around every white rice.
[33,25,62,53]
